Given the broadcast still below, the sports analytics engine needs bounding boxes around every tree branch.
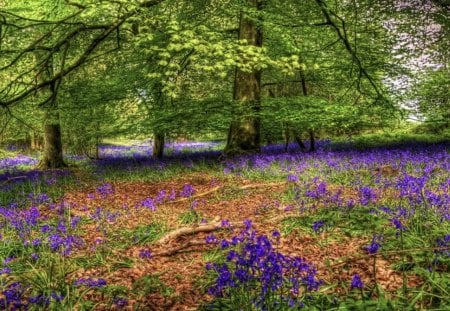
[0,0,166,108]
[314,0,387,104]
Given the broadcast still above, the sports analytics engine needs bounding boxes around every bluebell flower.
[0,267,11,275]
[139,249,152,259]
[181,184,195,197]
[140,197,156,211]
[287,174,299,183]
[74,277,107,288]
[312,220,325,233]
[113,297,129,307]
[205,234,218,244]
[41,224,51,233]
[364,235,382,254]
[350,274,364,289]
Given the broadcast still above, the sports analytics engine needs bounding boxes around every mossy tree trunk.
[31,131,44,151]
[39,112,66,169]
[37,54,66,169]
[224,0,263,156]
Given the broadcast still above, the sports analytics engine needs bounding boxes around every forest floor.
[0,138,449,310]
[57,172,420,310]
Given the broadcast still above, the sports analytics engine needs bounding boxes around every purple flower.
[364,235,382,254]
[113,297,128,308]
[359,186,377,206]
[221,240,230,249]
[0,267,11,275]
[390,217,405,231]
[74,277,107,288]
[41,224,51,233]
[169,189,176,200]
[272,230,281,239]
[207,231,322,299]
[205,234,218,244]
[28,294,50,306]
[351,274,364,289]
[287,174,299,183]
[96,183,114,198]
[181,184,195,197]
[1,282,25,308]
[435,234,450,257]
[312,220,325,233]
[244,219,252,230]
[3,256,14,265]
[139,249,152,259]
[140,197,156,211]
[155,190,166,203]
[71,216,81,228]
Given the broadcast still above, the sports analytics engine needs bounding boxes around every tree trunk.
[224,0,263,156]
[38,113,66,169]
[31,131,44,150]
[299,67,315,152]
[308,129,315,152]
[153,131,164,159]
[36,53,66,169]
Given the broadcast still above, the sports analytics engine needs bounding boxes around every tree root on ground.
[155,221,245,245]
[154,240,208,257]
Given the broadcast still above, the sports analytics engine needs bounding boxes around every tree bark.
[31,131,44,150]
[224,0,263,156]
[36,54,66,169]
[299,68,316,152]
[153,131,164,159]
[38,113,66,169]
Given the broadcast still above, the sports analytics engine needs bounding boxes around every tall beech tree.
[38,55,66,169]
[224,0,264,155]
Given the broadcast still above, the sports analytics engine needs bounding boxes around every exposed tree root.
[154,240,208,257]
[156,221,245,245]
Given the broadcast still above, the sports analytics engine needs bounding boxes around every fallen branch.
[154,240,207,257]
[155,221,245,245]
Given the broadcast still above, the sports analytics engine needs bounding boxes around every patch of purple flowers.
[206,221,322,306]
